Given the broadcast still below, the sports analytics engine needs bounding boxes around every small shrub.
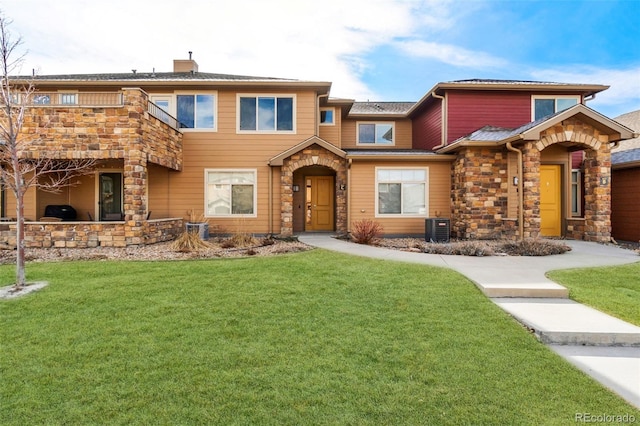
[172,231,212,252]
[351,219,384,245]
[260,236,276,246]
[498,238,571,256]
[423,241,494,256]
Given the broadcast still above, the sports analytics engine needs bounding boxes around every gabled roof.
[612,148,640,168]
[438,104,637,153]
[612,110,640,152]
[268,136,345,166]
[349,102,415,117]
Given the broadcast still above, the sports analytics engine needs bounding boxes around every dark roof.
[350,102,415,115]
[20,71,295,82]
[454,110,565,142]
[445,79,594,86]
[345,149,438,156]
[612,148,640,165]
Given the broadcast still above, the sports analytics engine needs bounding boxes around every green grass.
[548,261,640,327]
[2,250,638,425]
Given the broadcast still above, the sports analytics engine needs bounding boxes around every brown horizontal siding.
[349,160,452,235]
[612,168,640,242]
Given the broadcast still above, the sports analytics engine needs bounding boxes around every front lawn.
[1,250,638,425]
[548,261,640,326]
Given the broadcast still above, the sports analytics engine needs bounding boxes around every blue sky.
[0,0,638,118]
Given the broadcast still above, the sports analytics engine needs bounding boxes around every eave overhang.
[268,136,346,166]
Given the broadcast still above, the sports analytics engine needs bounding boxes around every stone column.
[280,167,294,236]
[521,141,540,238]
[583,142,611,242]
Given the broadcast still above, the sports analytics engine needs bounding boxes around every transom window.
[376,168,428,216]
[320,108,335,125]
[206,170,256,217]
[532,96,579,121]
[177,94,216,129]
[238,95,295,132]
[358,122,394,145]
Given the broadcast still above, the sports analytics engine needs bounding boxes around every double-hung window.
[357,122,394,145]
[376,168,428,216]
[206,170,256,217]
[177,93,216,129]
[532,96,579,121]
[238,95,295,132]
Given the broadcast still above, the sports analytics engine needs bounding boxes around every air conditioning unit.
[425,218,450,243]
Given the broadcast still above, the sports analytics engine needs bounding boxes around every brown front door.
[305,176,334,231]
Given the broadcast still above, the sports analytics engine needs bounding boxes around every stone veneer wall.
[280,144,348,236]
[451,147,510,239]
[0,218,183,248]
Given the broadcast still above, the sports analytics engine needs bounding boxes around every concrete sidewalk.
[297,234,640,409]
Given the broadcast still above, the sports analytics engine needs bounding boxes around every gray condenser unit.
[425,218,450,243]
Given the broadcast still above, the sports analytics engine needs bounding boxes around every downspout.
[268,164,273,235]
[347,158,352,235]
[431,92,447,150]
[506,142,524,240]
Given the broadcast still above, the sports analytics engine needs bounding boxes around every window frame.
[236,94,296,134]
[175,91,218,131]
[531,95,580,121]
[320,107,335,126]
[204,169,258,218]
[357,121,395,146]
[375,167,429,218]
[59,92,78,105]
[570,169,582,217]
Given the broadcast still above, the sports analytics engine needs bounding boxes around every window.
[60,93,77,105]
[238,95,294,132]
[33,94,51,105]
[320,108,334,125]
[571,170,581,216]
[376,168,428,216]
[206,170,256,217]
[358,122,394,145]
[177,94,216,129]
[532,96,579,121]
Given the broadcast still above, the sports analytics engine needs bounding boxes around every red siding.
[412,101,442,150]
[571,151,584,169]
[446,91,531,143]
[611,168,640,242]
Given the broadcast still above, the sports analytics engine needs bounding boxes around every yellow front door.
[305,176,334,231]
[540,165,562,237]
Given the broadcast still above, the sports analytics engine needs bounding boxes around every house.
[610,110,640,242]
[2,56,636,248]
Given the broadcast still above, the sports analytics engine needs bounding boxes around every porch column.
[123,152,148,245]
[521,141,540,238]
[280,167,294,236]
[583,145,612,242]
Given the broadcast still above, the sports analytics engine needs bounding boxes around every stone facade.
[451,119,613,242]
[279,144,348,236]
[0,218,183,248]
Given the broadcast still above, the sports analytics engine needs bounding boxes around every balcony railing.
[26,92,124,107]
[147,101,181,130]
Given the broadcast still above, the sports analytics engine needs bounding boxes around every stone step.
[478,282,569,298]
[493,298,640,346]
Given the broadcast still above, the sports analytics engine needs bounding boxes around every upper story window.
[238,95,295,132]
[532,96,579,121]
[177,94,216,129]
[320,108,335,125]
[60,93,77,105]
[357,122,394,145]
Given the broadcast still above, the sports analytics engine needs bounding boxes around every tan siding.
[341,119,413,149]
[349,160,452,236]
[507,152,518,218]
[319,110,342,146]
[148,164,172,219]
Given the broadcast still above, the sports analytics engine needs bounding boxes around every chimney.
[173,51,199,73]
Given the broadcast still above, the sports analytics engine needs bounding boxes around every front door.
[540,165,562,237]
[305,176,334,231]
[99,172,123,221]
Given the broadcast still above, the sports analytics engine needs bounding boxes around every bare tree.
[0,14,96,289]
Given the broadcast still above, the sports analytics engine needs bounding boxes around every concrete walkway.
[297,234,640,409]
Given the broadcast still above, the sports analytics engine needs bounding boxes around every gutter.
[431,92,447,150]
[506,142,524,240]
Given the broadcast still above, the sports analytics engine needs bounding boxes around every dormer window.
[532,96,579,121]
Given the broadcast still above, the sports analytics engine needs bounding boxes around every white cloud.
[393,39,507,69]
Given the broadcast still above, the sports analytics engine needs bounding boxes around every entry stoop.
[476,282,569,298]
[494,298,640,346]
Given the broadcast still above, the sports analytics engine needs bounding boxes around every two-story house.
[3,56,635,248]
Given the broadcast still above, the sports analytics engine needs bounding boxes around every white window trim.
[236,93,297,134]
[571,169,582,217]
[356,121,395,146]
[320,107,335,126]
[204,168,258,218]
[151,91,218,132]
[531,95,580,121]
[375,167,429,218]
